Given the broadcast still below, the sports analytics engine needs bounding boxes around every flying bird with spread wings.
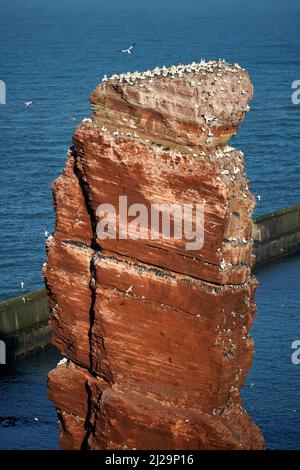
[119,43,136,54]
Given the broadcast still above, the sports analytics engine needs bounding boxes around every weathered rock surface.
[45,60,264,449]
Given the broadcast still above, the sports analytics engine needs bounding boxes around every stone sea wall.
[0,289,50,362]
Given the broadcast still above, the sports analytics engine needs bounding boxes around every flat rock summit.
[44,59,264,449]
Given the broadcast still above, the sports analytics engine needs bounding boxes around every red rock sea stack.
[44,60,265,450]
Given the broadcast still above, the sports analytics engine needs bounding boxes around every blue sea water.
[0,0,299,450]
[0,347,59,449]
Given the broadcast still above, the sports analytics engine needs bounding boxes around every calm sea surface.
[0,0,299,449]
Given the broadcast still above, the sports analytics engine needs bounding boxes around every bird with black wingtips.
[119,43,136,54]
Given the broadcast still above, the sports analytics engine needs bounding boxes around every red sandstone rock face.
[44,60,264,450]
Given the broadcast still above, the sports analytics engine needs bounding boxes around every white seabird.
[24,101,33,107]
[125,285,133,295]
[57,357,68,367]
[119,43,136,54]
[20,280,25,289]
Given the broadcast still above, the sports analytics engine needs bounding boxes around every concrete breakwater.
[0,289,51,364]
[253,203,300,265]
[1,204,300,364]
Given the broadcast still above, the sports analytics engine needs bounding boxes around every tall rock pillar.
[45,60,264,450]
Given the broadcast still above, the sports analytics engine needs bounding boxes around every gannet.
[119,43,136,54]
[125,285,133,295]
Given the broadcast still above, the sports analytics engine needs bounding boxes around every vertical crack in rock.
[45,60,264,449]
[89,251,114,384]
[71,146,99,249]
